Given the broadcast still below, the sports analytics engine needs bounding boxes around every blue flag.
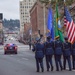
[47,7,54,40]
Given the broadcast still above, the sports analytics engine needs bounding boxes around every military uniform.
[54,39,63,71]
[44,37,54,71]
[63,38,72,71]
[33,39,44,72]
[71,42,75,70]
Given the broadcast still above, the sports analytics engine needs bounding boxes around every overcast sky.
[0,0,20,20]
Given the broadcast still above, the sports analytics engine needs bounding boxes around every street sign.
[0,22,3,30]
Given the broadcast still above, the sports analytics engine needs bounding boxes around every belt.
[56,48,61,49]
[64,48,70,50]
[73,49,75,50]
[47,48,52,49]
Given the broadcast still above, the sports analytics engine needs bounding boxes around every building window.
[21,9,22,11]
[29,6,31,8]
[20,3,22,5]
[22,6,24,8]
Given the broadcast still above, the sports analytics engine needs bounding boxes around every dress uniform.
[54,37,63,71]
[32,38,44,72]
[63,37,72,71]
[44,36,54,71]
[71,42,75,70]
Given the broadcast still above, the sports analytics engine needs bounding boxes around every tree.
[39,0,74,6]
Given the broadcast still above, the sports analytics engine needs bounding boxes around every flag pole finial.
[49,0,51,4]
[64,0,66,5]
[56,0,58,3]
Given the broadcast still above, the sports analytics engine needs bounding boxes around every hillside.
[3,19,20,30]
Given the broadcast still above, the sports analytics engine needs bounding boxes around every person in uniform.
[71,42,75,70]
[44,36,54,71]
[29,42,32,50]
[54,37,63,71]
[32,38,44,72]
[63,37,72,71]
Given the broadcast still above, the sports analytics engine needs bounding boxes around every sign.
[0,13,3,20]
[0,22,3,30]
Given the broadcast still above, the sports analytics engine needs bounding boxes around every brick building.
[30,0,48,40]
[23,23,31,40]
[70,2,75,22]
[30,0,75,41]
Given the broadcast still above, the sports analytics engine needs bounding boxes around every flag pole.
[63,0,67,37]
[64,0,66,6]
[44,0,51,41]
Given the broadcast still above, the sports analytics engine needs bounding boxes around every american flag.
[64,6,75,44]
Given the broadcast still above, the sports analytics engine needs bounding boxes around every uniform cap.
[35,37,40,41]
[64,36,68,40]
[47,36,51,40]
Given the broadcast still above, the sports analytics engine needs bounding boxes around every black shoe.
[61,67,63,71]
[73,68,75,70]
[69,69,72,71]
[63,68,66,70]
[51,66,53,71]
[47,68,49,71]
[36,70,39,72]
[47,69,49,71]
[56,69,59,71]
[41,68,44,72]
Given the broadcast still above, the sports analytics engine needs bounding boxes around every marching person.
[71,42,75,70]
[44,36,54,71]
[63,37,72,71]
[32,38,44,72]
[29,41,32,50]
[54,36,63,71]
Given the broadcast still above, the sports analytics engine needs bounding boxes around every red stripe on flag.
[68,21,73,39]
[68,22,74,41]
[65,20,75,44]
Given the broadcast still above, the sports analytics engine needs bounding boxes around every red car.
[4,44,18,54]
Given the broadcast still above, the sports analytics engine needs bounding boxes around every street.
[0,40,75,75]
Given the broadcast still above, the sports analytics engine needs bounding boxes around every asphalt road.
[0,40,75,75]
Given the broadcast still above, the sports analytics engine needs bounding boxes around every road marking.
[72,70,75,71]
[18,46,29,47]
[65,68,75,71]
[22,58,29,60]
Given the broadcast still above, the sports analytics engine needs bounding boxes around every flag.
[54,14,59,39]
[47,7,54,40]
[64,6,75,44]
[54,3,64,42]
[58,20,64,42]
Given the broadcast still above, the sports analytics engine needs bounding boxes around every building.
[19,0,36,33]
[70,2,75,22]
[30,0,48,40]
[23,23,31,40]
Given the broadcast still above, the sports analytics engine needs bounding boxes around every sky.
[0,0,21,20]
